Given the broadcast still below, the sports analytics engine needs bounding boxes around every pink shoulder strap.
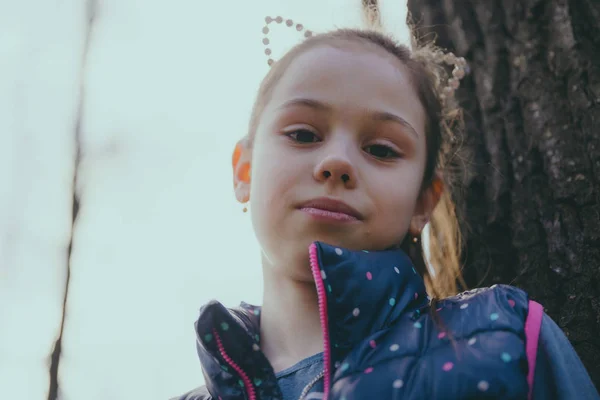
[525,300,544,400]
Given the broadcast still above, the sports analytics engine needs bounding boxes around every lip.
[298,197,363,221]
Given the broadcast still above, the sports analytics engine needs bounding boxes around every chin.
[296,233,360,252]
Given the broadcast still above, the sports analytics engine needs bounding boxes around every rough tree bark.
[408,0,600,388]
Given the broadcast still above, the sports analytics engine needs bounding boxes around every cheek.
[378,187,414,222]
[249,142,305,254]
[370,166,423,224]
[249,143,298,217]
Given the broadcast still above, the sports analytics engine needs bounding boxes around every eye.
[364,144,401,159]
[285,129,321,143]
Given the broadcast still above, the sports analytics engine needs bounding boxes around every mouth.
[298,197,363,222]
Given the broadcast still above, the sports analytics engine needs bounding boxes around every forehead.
[266,43,426,135]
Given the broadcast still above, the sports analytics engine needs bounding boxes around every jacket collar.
[194,242,428,399]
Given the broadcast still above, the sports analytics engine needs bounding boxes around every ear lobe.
[409,174,444,235]
[235,181,250,204]
[232,138,252,204]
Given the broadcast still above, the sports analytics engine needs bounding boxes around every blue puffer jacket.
[177,242,538,399]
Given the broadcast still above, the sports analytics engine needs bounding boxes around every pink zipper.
[309,243,331,400]
[213,328,257,400]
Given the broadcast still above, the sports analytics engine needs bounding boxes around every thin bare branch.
[47,1,97,399]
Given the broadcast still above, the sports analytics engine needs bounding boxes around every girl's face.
[241,43,435,280]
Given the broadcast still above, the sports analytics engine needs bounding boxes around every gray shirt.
[276,352,324,400]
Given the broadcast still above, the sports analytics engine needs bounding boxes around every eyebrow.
[278,98,419,138]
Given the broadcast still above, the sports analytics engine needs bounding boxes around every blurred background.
[0,1,410,398]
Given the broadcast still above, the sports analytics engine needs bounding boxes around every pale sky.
[0,1,410,398]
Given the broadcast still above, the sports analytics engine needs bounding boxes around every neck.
[259,253,323,373]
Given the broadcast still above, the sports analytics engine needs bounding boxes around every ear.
[409,174,444,236]
[232,138,252,204]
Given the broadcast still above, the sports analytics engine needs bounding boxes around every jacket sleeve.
[532,313,599,399]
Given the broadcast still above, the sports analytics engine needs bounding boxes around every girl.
[173,17,599,400]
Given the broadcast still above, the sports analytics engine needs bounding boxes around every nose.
[314,147,357,189]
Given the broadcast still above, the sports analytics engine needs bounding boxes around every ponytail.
[426,189,467,298]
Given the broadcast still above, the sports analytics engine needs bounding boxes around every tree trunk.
[408,0,600,387]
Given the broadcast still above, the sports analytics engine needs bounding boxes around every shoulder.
[533,314,600,398]
[439,284,530,314]
[169,386,211,400]
[443,284,528,303]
